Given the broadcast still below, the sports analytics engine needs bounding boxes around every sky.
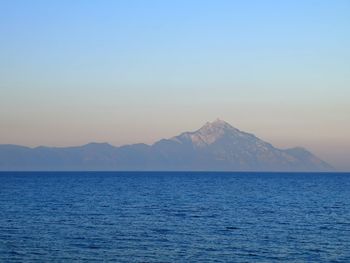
[0,0,349,170]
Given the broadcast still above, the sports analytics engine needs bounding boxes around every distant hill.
[0,119,333,171]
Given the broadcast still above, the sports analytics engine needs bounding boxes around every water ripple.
[0,172,350,262]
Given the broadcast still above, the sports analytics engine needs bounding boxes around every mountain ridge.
[0,119,333,171]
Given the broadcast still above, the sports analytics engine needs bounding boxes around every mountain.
[0,119,333,171]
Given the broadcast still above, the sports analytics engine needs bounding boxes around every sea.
[0,172,349,262]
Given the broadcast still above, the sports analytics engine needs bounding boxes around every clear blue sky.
[0,0,349,170]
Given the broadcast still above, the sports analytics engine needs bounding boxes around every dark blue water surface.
[0,172,350,262]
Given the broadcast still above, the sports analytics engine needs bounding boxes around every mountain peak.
[174,119,239,146]
[202,118,234,130]
[213,118,228,124]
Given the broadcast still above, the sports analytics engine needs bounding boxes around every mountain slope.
[149,119,332,171]
[0,120,333,171]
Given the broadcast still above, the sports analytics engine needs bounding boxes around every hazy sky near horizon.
[1,0,349,170]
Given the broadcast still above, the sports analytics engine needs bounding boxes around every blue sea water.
[0,172,349,262]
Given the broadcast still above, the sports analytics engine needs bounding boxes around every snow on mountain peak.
[172,119,240,147]
[202,118,234,130]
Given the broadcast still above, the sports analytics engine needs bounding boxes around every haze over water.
[1,172,350,262]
